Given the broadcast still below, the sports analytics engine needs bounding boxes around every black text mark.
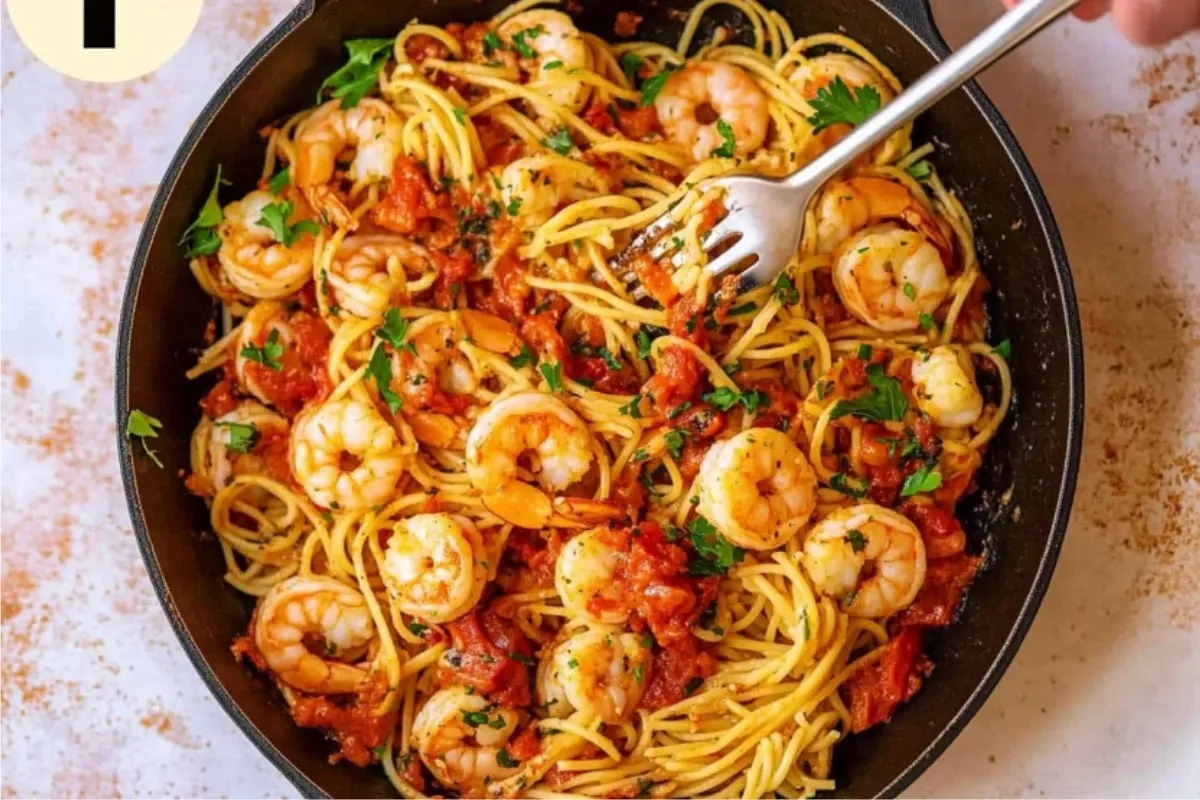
[83,0,115,48]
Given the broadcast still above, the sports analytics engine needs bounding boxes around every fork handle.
[786,0,1078,190]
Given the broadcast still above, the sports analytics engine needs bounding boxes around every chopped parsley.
[903,281,916,300]
[181,166,228,257]
[905,161,933,180]
[317,38,395,108]
[701,386,770,414]
[684,676,704,695]
[633,664,645,684]
[621,52,644,82]
[539,361,564,392]
[618,394,643,419]
[214,421,258,454]
[667,401,691,420]
[993,339,1012,360]
[846,529,867,553]
[482,31,505,56]
[919,312,939,332]
[543,59,563,70]
[634,326,667,359]
[900,463,943,497]
[366,344,402,413]
[663,429,687,460]
[255,200,321,246]
[126,409,164,468]
[239,329,284,371]
[541,127,573,155]
[461,710,490,727]
[496,749,520,768]
[376,308,415,354]
[508,344,535,368]
[829,365,907,422]
[453,106,467,125]
[267,167,290,196]
[728,302,757,316]
[806,76,882,133]
[407,621,429,637]
[772,273,800,305]
[510,24,545,59]
[639,63,678,106]
[687,515,745,576]
[567,658,579,669]
[829,472,868,498]
[711,118,736,158]
[857,343,873,360]
[506,196,523,217]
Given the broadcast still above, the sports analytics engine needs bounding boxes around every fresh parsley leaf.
[639,64,678,106]
[773,274,800,305]
[567,658,579,669]
[366,344,402,413]
[255,200,321,246]
[508,344,535,368]
[214,421,258,454]
[806,76,882,133]
[618,394,643,419]
[317,38,394,108]
[496,749,520,768]
[857,344,873,360]
[902,281,916,301]
[905,161,933,180]
[687,516,745,576]
[667,401,691,420]
[506,197,522,216]
[621,52,644,82]
[846,529,867,553]
[461,710,489,727]
[126,409,164,468]
[711,118,736,158]
[829,472,868,498]
[541,127,573,155]
[830,365,907,422]
[240,329,284,371]
[635,326,667,359]
[900,463,943,497]
[633,664,644,684]
[701,387,770,414]
[267,167,290,196]
[919,312,939,332]
[511,24,545,59]
[407,621,429,637]
[482,31,505,56]
[182,166,229,257]
[799,609,811,641]
[543,59,563,70]
[539,361,563,392]
[993,339,1012,360]
[597,347,622,371]
[453,106,467,125]
[728,302,757,316]
[663,429,686,460]
[376,308,415,354]
[684,676,704,695]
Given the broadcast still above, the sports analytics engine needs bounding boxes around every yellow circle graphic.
[7,0,204,83]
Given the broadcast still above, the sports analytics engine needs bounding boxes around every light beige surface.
[1,1,1197,796]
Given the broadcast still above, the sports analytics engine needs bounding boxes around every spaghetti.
[180,1,1009,796]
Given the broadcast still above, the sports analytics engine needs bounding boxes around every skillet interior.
[116,0,1083,796]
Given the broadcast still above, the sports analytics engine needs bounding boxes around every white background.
[2,0,1197,796]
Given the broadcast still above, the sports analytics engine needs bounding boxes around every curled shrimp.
[289,397,406,511]
[814,176,951,259]
[696,428,818,551]
[500,155,612,228]
[536,625,652,724]
[497,10,592,111]
[655,61,769,163]
[555,527,626,624]
[294,99,404,229]
[194,400,290,495]
[254,575,375,693]
[217,190,318,299]
[910,346,983,428]
[380,513,488,624]
[326,235,433,319]
[411,685,523,795]
[393,310,521,449]
[465,392,593,528]
[833,225,950,333]
[801,503,926,618]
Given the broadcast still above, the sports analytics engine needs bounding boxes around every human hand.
[1003,0,1200,45]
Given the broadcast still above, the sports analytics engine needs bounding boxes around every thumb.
[1111,0,1200,44]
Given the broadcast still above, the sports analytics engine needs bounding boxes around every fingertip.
[1111,0,1200,45]
[1072,0,1111,22]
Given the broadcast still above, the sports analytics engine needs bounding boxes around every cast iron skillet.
[115,0,1084,796]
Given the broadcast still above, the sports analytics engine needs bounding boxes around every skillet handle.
[872,0,952,55]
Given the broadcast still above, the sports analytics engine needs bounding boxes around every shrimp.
[791,54,902,159]
[381,513,487,624]
[235,301,332,415]
[196,401,290,493]
[254,575,375,693]
[832,225,950,332]
[555,528,626,624]
[294,99,404,229]
[696,428,818,551]
[910,346,983,428]
[465,392,593,528]
[500,155,612,227]
[289,397,406,511]
[536,625,652,724]
[497,10,592,111]
[326,235,433,319]
[815,177,951,258]
[217,190,318,299]
[411,685,523,795]
[801,503,926,618]
[393,310,521,449]
[655,61,769,163]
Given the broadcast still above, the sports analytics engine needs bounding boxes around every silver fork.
[612,0,1078,296]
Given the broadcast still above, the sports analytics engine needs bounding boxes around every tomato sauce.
[896,554,982,628]
[642,345,703,411]
[843,627,929,732]
[290,688,396,767]
[200,369,240,419]
[629,252,678,307]
[245,311,332,416]
[443,606,535,707]
[903,502,966,560]
[372,156,454,236]
[667,294,710,349]
[641,635,718,710]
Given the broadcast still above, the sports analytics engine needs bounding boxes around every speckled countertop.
[2,1,1197,797]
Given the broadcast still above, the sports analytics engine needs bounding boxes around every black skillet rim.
[114,1,1085,797]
